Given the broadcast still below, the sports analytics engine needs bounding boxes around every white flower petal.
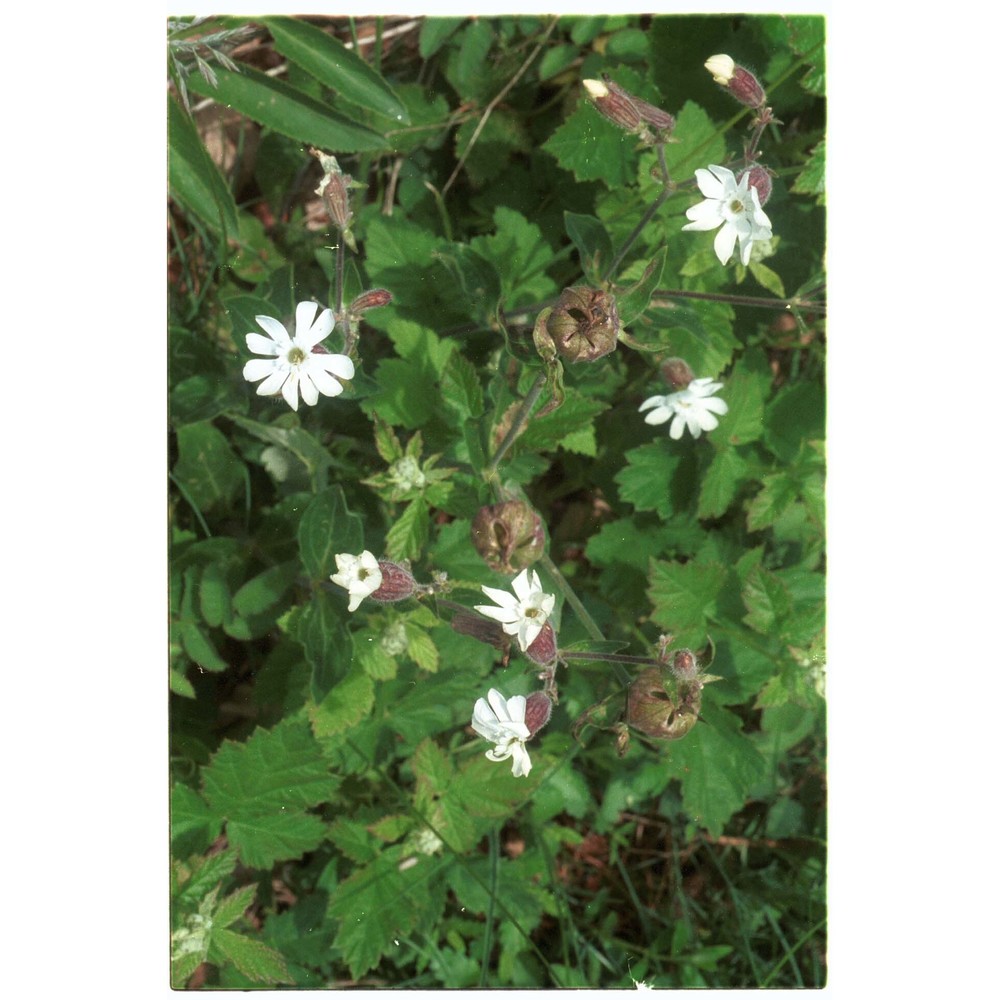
[281,371,300,410]
[256,369,288,396]
[509,742,532,777]
[643,406,673,426]
[243,358,278,383]
[478,585,519,609]
[693,166,727,200]
[669,416,686,440]
[299,373,320,407]
[293,301,320,341]
[638,394,669,412]
[246,333,282,356]
[315,353,355,381]
[683,201,724,230]
[254,315,292,346]
[302,364,343,398]
[713,225,737,265]
[699,396,729,415]
[299,307,337,350]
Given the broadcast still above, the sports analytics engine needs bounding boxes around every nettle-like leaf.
[614,442,684,522]
[297,486,364,581]
[200,716,338,869]
[469,206,558,307]
[663,697,767,836]
[647,557,728,648]
[328,845,451,979]
[543,98,639,188]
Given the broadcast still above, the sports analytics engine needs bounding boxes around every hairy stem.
[484,372,546,484]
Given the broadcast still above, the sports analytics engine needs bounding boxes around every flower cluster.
[243,301,354,411]
[639,377,729,440]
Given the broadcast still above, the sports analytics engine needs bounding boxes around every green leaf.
[198,562,232,628]
[543,100,637,188]
[648,557,728,648]
[664,100,728,184]
[741,564,793,634]
[614,442,683,521]
[721,349,772,446]
[517,387,609,455]
[311,664,375,738]
[440,351,484,419]
[201,717,336,869]
[232,560,299,618]
[616,247,668,327]
[538,43,579,82]
[564,211,613,282]
[297,487,364,581]
[185,65,385,153]
[263,17,409,123]
[296,590,353,701]
[746,471,800,532]
[697,445,750,520]
[469,206,558,307]
[749,260,786,298]
[178,621,228,673]
[210,927,291,985]
[792,139,826,202]
[665,700,767,836]
[405,622,440,673]
[419,16,465,58]
[213,884,258,929]
[171,783,222,852]
[168,95,238,238]
[764,380,825,463]
[174,421,245,512]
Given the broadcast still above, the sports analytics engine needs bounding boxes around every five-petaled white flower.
[639,377,729,440]
[471,688,533,777]
[330,550,382,612]
[475,568,554,652]
[682,164,772,266]
[243,301,355,411]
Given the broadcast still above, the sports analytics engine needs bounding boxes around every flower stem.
[657,287,826,315]
[603,188,668,283]
[562,651,661,666]
[484,372,546,484]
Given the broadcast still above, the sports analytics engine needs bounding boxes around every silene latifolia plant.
[170,15,826,991]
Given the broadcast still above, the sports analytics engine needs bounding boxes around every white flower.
[243,301,355,411]
[330,550,382,612]
[474,568,555,652]
[704,53,735,85]
[471,688,532,777]
[638,377,729,440]
[682,164,772,266]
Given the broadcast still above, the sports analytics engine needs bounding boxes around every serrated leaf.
[311,665,375,739]
[185,65,386,153]
[412,738,455,798]
[210,927,291,985]
[648,558,727,648]
[385,497,429,561]
[697,446,750,519]
[721,349,772,446]
[168,95,238,237]
[405,623,440,673]
[614,442,683,521]
[741,564,793,634]
[297,486,364,580]
[201,717,336,869]
[749,260,786,297]
[543,100,637,187]
[469,206,558,307]
[213,884,258,929]
[746,472,800,532]
[792,139,825,202]
[517,387,609,454]
[440,351,484,419]
[329,818,380,864]
[564,211,613,282]
[171,783,222,851]
[264,17,408,123]
[665,699,767,836]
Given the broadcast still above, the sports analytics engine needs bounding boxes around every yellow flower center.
[287,346,307,365]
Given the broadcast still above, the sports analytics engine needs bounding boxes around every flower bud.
[660,357,694,390]
[320,172,353,232]
[369,560,416,603]
[524,691,552,737]
[670,648,699,681]
[543,286,620,364]
[626,668,700,741]
[738,165,773,207]
[705,54,766,109]
[524,621,557,667]
[583,77,675,135]
[450,610,508,651]
[582,78,643,132]
[349,289,392,313]
[471,501,546,574]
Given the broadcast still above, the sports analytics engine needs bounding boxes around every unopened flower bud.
[370,560,416,603]
[524,621,557,667]
[583,77,675,135]
[583,78,642,132]
[544,286,620,364]
[627,668,700,741]
[524,691,552,736]
[471,501,546,574]
[670,648,699,681]
[738,165,773,207]
[349,289,392,313]
[660,357,695,390]
[320,172,354,232]
[705,53,766,109]
[450,610,508,651]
